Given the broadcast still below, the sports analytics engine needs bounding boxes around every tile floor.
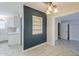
[0,42,22,56]
[19,39,79,56]
[0,39,79,56]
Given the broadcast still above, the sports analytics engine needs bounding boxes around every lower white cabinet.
[8,33,20,45]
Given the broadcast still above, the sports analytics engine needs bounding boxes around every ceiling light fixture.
[46,10,51,14]
[46,2,58,14]
[53,8,58,13]
[48,6,53,11]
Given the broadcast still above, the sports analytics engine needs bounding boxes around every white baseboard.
[23,42,47,53]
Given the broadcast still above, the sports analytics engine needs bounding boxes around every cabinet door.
[8,34,20,45]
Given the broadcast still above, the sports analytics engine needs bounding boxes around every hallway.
[19,39,79,56]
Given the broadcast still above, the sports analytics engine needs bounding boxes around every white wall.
[70,21,79,41]
[55,12,79,41]
[59,20,79,41]
[47,15,53,45]
[47,14,56,46]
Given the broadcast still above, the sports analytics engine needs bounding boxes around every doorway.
[67,24,70,40]
[58,23,61,39]
[58,22,70,40]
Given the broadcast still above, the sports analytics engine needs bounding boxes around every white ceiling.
[24,2,48,13]
[0,2,20,16]
[24,2,79,15]
[0,2,79,16]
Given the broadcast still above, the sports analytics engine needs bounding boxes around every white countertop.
[8,32,20,35]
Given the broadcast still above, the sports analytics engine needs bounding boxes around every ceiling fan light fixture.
[46,10,51,14]
[53,8,58,13]
[46,2,58,14]
[48,6,53,11]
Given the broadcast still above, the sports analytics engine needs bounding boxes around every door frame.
[58,23,61,39]
[67,24,70,40]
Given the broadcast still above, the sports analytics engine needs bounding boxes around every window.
[0,15,7,29]
[32,16,43,35]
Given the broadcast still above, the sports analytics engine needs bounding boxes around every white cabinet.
[8,33,20,45]
[7,16,15,27]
